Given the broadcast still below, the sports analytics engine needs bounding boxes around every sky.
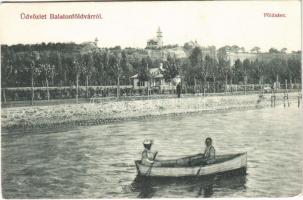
[0,1,301,52]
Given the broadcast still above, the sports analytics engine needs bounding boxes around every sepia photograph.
[0,0,302,198]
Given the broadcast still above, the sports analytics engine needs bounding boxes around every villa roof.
[130,74,138,79]
[130,67,164,79]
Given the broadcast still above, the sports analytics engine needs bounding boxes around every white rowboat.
[135,153,247,177]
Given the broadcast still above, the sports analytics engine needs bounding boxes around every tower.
[94,37,99,46]
[156,27,163,48]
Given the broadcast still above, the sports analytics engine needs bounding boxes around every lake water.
[2,105,303,198]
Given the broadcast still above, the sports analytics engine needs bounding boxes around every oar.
[145,152,158,176]
[196,154,205,176]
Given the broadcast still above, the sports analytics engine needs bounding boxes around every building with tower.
[94,37,99,46]
[146,27,163,49]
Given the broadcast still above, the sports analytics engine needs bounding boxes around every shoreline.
[1,105,263,134]
[1,93,300,132]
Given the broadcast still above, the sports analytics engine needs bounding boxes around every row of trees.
[1,43,164,102]
[163,47,301,93]
[1,43,301,102]
[215,45,300,54]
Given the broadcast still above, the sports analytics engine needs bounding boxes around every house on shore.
[130,63,180,90]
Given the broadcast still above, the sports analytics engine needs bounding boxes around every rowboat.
[135,152,247,177]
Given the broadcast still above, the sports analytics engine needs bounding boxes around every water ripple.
[2,106,302,198]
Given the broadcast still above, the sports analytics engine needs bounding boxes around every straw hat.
[143,139,153,145]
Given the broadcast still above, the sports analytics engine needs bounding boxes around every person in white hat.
[141,139,158,166]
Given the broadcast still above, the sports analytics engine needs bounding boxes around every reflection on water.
[130,170,247,198]
[2,106,303,198]
[129,170,246,198]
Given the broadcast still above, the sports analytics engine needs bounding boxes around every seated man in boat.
[202,137,216,165]
[141,139,158,166]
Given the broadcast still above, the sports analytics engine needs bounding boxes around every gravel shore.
[1,93,299,130]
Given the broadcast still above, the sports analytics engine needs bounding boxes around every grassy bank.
[1,93,301,130]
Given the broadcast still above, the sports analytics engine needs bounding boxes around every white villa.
[130,63,181,90]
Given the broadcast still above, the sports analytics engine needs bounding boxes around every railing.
[1,83,301,103]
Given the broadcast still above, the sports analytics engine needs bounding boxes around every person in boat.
[141,139,158,166]
[202,137,216,165]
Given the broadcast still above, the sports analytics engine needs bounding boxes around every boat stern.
[240,152,248,168]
